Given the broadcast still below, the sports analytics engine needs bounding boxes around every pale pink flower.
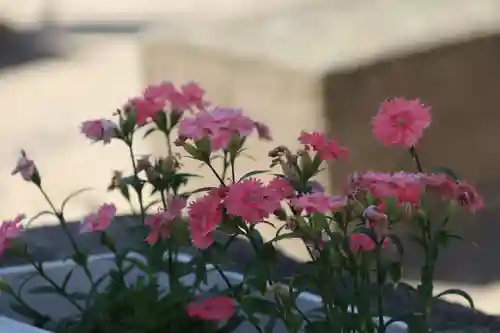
[188,194,222,249]
[291,193,347,214]
[0,214,24,256]
[128,97,161,125]
[456,181,484,213]
[11,151,36,181]
[187,296,235,321]
[81,119,117,144]
[298,131,348,161]
[372,98,431,147]
[363,205,389,241]
[81,203,116,233]
[144,196,186,244]
[224,179,283,224]
[178,107,256,150]
[181,82,207,110]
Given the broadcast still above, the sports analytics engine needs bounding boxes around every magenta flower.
[456,181,484,213]
[80,203,116,233]
[291,192,346,214]
[0,214,24,256]
[372,98,431,147]
[144,196,186,244]
[181,81,208,110]
[188,194,222,249]
[81,119,117,144]
[187,296,234,321]
[299,131,348,161]
[224,179,283,224]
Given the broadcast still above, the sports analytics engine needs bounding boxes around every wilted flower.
[12,150,37,182]
[81,119,117,144]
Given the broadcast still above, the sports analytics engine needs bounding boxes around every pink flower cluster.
[178,107,269,151]
[129,81,207,125]
[187,178,293,249]
[348,171,483,212]
[0,214,24,256]
[299,131,349,161]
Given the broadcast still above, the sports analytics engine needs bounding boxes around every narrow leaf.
[435,288,475,309]
[238,170,269,182]
[61,187,94,213]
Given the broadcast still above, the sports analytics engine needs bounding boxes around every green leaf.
[388,262,402,285]
[61,187,93,214]
[270,230,303,243]
[25,210,56,228]
[238,170,269,182]
[10,302,50,325]
[0,278,13,294]
[435,288,475,309]
[61,268,75,291]
[387,234,404,260]
[240,296,279,317]
[143,127,156,138]
[430,166,459,182]
[194,257,208,288]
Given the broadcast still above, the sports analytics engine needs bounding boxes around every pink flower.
[298,132,348,161]
[188,194,222,249]
[291,193,347,214]
[456,181,484,213]
[144,196,186,244]
[187,296,235,321]
[181,82,207,110]
[178,108,256,151]
[372,98,431,147]
[81,119,117,144]
[128,97,161,125]
[81,203,116,233]
[224,179,283,224]
[422,173,458,200]
[267,178,294,199]
[0,214,24,256]
[11,151,36,182]
[349,233,390,253]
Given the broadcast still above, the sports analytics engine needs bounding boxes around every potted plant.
[0,82,481,333]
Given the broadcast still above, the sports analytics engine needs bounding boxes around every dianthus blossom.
[299,131,348,161]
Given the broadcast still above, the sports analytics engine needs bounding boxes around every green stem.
[206,161,226,186]
[375,246,385,333]
[230,156,236,183]
[409,146,424,173]
[159,190,176,289]
[127,142,146,224]
[37,186,94,288]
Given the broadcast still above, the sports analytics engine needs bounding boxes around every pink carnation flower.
[11,151,36,182]
[0,214,24,256]
[372,98,431,147]
[188,194,222,249]
[81,203,116,233]
[81,119,117,144]
[128,97,162,125]
[291,192,347,214]
[187,296,235,321]
[181,81,208,110]
[298,131,348,161]
[224,179,284,224]
[179,107,265,151]
[144,196,186,244]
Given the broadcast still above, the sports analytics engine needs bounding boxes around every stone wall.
[323,33,500,284]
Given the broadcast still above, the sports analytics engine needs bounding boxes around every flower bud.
[11,150,40,186]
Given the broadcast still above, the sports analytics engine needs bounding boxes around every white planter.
[0,252,407,333]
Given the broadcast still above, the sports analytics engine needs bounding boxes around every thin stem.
[212,262,232,289]
[23,255,84,312]
[37,186,94,287]
[221,152,229,181]
[165,130,173,157]
[160,190,176,289]
[206,161,226,186]
[409,146,424,173]
[127,142,146,224]
[230,156,236,183]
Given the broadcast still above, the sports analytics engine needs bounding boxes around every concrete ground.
[1,0,500,315]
